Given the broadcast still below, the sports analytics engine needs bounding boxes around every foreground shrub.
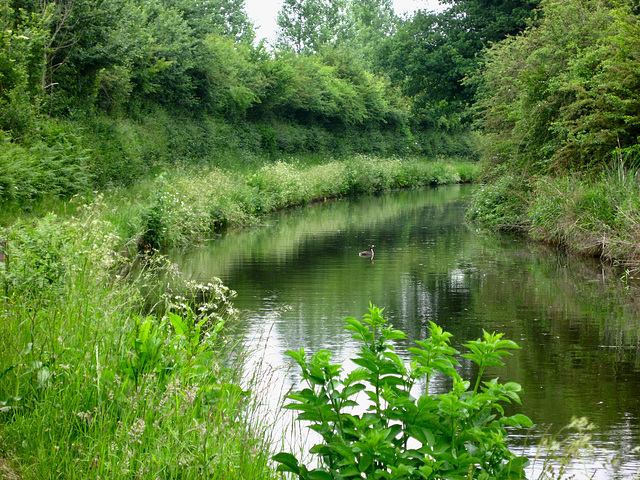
[275,305,532,480]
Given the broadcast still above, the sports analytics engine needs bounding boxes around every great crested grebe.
[359,245,375,258]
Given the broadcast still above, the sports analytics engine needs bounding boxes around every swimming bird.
[359,245,375,258]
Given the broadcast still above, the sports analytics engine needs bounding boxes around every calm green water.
[172,185,640,479]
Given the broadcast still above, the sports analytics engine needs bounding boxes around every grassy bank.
[0,204,275,479]
[0,155,477,479]
[467,164,640,272]
[95,155,478,252]
[0,110,481,209]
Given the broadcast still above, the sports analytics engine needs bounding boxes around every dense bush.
[466,172,531,233]
[478,0,640,174]
[1,0,413,141]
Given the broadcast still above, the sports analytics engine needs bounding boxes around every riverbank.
[466,0,640,275]
[467,168,640,274]
[0,155,477,479]
[124,155,478,252]
[0,208,275,479]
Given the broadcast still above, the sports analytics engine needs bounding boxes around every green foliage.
[0,0,476,213]
[466,172,531,233]
[469,0,640,268]
[199,34,264,117]
[0,214,70,297]
[1,0,440,190]
[7,0,257,118]
[0,204,272,479]
[275,304,532,480]
[412,128,481,159]
[0,4,50,136]
[162,0,255,42]
[117,281,233,388]
[378,11,474,121]
[275,0,398,63]
[526,169,640,258]
[376,0,539,124]
[276,0,348,53]
[0,125,91,204]
[118,314,174,387]
[133,157,477,249]
[84,115,161,187]
[479,0,640,173]
[261,53,365,125]
[43,0,256,115]
[249,50,411,136]
[342,0,398,66]
[469,160,640,265]
[0,4,50,96]
[465,0,640,265]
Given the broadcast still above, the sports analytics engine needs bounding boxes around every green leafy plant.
[117,315,172,387]
[274,304,532,479]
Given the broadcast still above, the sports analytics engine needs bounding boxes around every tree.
[6,0,256,116]
[161,0,255,43]
[0,3,50,134]
[276,0,347,53]
[341,0,398,65]
[442,0,540,40]
[479,0,640,172]
[276,0,397,60]
[376,0,539,126]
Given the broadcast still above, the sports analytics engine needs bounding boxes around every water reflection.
[172,185,640,479]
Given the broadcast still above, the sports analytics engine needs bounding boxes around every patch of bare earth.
[0,458,20,480]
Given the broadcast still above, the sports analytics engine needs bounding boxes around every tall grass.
[0,202,275,479]
[127,156,478,250]
[468,160,640,270]
[527,165,640,267]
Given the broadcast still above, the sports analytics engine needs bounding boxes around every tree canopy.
[0,0,409,129]
[478,0,640,173]
[376,0,539,127]
[276,0,398,64]
[3,0,638,187]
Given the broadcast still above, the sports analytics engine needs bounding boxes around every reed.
[472,164,640,270]
[468,155,640,270]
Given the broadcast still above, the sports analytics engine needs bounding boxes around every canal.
[172,184,640,479]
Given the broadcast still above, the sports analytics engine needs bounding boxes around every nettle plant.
[274,305,533,480]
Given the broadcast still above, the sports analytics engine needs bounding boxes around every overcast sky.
[244,0,446,44]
